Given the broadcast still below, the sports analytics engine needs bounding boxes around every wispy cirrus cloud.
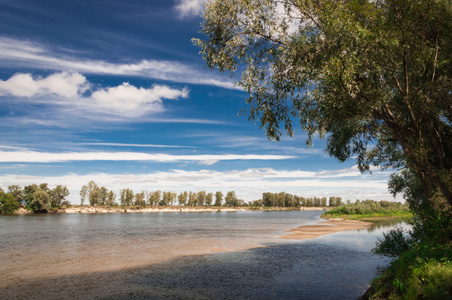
[0,150,296,164]
[0,37,236,89]
[81,142,197,149]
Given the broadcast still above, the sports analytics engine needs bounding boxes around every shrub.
[372,227,417,258]
[0,193,20,214]
[30,190,51,213]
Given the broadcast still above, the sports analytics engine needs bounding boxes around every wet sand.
[282,219,373,240]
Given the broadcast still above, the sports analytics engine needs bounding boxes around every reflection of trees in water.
[366,218,411,233]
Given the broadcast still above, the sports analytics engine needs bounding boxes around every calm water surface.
[0,211,399,299]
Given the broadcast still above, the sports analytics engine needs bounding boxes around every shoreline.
[13,206,328,214]
[281,218,373,240]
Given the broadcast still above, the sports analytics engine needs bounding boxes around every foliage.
[98,186,108,206]
[0,184,70,213]
[214,191,223,206]
[106,190,117,206]
[194,0,452,211]
[178,191,188,206]
[8,185,24,204]
[188,191,197,206]
[372,227,417,258]
[135,191,146,207]
[80,181,115,207]
[161,191,177,206]
[363,241,452,299]
[30,190,51,213]
[324,200,410,216]
[389,168,452,243]
[120,188,134,206]
[225,191,238,207]
[0,193,20,214]
[206,192,214,206]
[197,191,207,206]
[24,184,39,206]
[262,192,340,207]
[50,185,70,207]
[147,190,160,206]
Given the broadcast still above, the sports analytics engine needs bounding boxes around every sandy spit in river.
[281,219,373,240]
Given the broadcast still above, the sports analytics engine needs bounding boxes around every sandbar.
[281,219,373,240]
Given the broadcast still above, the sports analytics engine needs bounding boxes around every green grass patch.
[364,241,452,299]
[322,211,413,222]
[322,200,411,221]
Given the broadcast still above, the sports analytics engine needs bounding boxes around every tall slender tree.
[214,191,223,206]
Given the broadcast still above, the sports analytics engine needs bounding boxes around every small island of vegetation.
[322,200,412,221]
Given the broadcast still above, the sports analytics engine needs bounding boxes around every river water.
[0,211,397,299]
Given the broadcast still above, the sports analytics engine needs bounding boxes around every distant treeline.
[80,182,348,209]
[0,183,70,214]
[80,181,242,207]
[1,180,400,214]
[249,192,343,207]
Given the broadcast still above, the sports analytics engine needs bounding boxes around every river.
[0,211,398,299]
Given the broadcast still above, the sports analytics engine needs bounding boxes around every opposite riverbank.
[12,206,328,214]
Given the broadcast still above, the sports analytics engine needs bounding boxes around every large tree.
[80,181,100,206]
[120,188,134,206]
[214,191,223,206]
[8,185,24,205]
[225,191,238,207]
[50,185,70,207]
[30,190,51,213]
[194,0,452,210]
[0,191,20,214]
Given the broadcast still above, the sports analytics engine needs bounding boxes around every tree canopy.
[194,0,452,210]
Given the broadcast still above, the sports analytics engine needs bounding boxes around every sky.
[0,0,401,204]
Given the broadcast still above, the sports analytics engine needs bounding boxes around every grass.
[321,200,412,221]
[363,241,452,299]
[332,200,452,299]
[322,211,413,221]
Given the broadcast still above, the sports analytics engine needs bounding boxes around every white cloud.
[175,0,207,18]
[198,159,219,165]
[0,167,397,205]
[0,72,88,98]
[0,72,190,117]
[91,83,189,114]
[0,150,296,163]
[0,37,237,90]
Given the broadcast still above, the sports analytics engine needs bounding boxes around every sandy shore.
[281,219,373,240]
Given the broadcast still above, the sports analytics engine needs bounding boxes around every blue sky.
[0,0,399,204]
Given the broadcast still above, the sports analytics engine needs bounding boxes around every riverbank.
[13,206,328,214]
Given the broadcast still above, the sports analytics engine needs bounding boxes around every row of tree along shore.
[1,180,398,214]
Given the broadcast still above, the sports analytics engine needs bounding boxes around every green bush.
[324,200,410,219]
[364,242,452,299]
[372,227,416,258]
[0,193,20,214]
[30,190,51,212]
